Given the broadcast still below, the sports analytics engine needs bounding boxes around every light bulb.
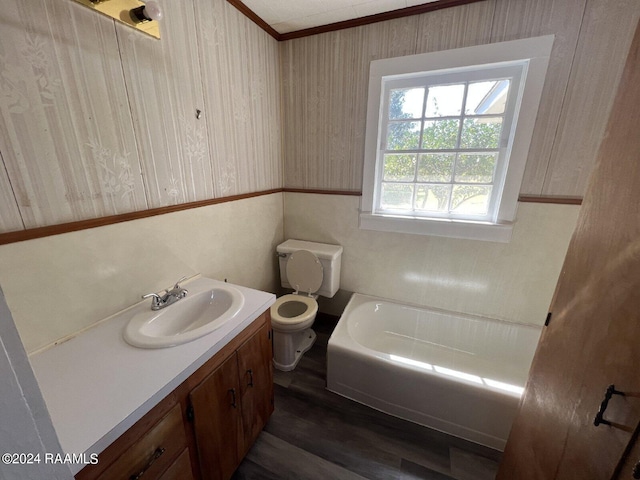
[130,1,163,23]
[143,1,163,21]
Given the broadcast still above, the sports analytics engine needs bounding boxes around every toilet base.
[273,328,316,372]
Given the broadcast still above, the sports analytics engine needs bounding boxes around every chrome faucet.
[142,276,189,310]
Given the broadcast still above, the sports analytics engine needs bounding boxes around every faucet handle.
[142,293,162,300]
[142,292,163,309]
[172,276,188,289]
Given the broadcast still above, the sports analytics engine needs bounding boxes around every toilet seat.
[271,294,318,332]
[272,250,322,331]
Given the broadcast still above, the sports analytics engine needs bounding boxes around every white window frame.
[361,36,554,242]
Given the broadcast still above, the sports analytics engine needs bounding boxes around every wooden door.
[615,428,640,480]
[236,319,274,457]
[497,19,640,480]
[189,353,243,480]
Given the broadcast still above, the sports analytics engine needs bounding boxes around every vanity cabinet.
[190,354,243,480]
[236,321,274,455]
[76,311,273,480]
[94,403,193,480]
[190,320,273,480]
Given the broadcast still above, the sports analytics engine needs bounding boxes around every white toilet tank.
[277,239,343,298]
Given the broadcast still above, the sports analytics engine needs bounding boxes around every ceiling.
[240,0,441,34]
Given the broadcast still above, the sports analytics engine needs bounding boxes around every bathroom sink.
[124,281,245,348]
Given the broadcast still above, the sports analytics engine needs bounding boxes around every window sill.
[359,213,513,243]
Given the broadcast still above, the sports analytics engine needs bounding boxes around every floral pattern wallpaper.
[88,140,137,206]
[0,0,281,233]
[2,0,637,235]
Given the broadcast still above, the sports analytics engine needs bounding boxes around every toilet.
[271,239,343,371]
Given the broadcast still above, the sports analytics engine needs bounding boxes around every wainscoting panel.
[0,192,284,354]
[542,0,640,197]
[284,193,580,327]
[280,16,419,191]
[116,0,213,208]
[194,0,282,197]
[0,0,282,234]
[0,0,147,229]
[415,0,495,52]
[0,154,22,233]
[490,0,587,196]
[280,0,640,198]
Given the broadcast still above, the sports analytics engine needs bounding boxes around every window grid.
[378,78,510,219]
[361,36,554,241]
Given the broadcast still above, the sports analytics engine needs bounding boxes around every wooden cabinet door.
[497,20,640,480]
[158,449,195,480]
[236,320,274,457]
[189,353,243,480]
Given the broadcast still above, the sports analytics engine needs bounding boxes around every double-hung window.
[361,36,554,242]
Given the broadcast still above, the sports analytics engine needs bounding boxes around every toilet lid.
[286,250,323,294]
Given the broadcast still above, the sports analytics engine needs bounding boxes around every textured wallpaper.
[2,0,639,235]
[280,0,640,197]
[0,0,282,233]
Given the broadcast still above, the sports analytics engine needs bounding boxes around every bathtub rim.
[326,292,542,450]
[330,292,540,394]
[337,291,542,331]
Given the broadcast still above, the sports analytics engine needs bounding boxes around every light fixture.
[71,0,162,39]
[130,1,163,23]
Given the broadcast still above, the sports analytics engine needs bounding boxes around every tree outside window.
[380,80,508,216]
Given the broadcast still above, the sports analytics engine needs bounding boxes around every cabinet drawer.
[97,404,187,480]
[159,448,195,480]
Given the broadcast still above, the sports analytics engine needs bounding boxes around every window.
[361,36,554,242]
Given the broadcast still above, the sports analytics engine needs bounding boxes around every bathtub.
[327,293,541,450]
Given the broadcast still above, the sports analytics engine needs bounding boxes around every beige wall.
[0,0,285,353]
[284,193,579,326]
[0,0,281,232]
[280,0,640,197]
[279,0,639,326]
[1,0,636,350]
[0,193,284,354]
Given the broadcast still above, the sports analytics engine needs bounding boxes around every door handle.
[594,384,625,427]
[229,388,237,408]
[247,369,254,387]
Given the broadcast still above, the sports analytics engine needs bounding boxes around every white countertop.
[29,277,275,475]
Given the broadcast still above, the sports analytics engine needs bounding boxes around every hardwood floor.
[233,315,501,480]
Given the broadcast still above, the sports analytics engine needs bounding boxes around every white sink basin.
[124,280,245,348]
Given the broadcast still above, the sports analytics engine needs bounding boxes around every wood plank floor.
[233,315,502,480]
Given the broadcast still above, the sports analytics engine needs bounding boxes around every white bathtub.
[327,293,541,450]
